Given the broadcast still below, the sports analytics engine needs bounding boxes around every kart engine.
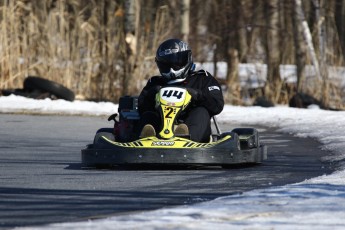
[114,96,140,142]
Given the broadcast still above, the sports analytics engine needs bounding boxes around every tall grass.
[0,0,168,101]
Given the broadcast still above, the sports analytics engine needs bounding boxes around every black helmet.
[155,39,194,82]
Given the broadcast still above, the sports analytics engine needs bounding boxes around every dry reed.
[0,0,169,102]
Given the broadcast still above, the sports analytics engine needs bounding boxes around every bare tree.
[292,0,307,92]
[295,0,322,82]
[181,0,190,42]
[313,0,330,106]
[335,0,345,60]
[264,0,281,103]
[123,0,138,95]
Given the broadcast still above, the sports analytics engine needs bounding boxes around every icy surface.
[1,95,345,229]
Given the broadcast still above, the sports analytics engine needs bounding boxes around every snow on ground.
[2,95,345,230]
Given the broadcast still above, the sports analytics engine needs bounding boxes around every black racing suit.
[137,70,224,142]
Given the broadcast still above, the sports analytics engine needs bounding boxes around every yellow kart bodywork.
[81,87,267,168]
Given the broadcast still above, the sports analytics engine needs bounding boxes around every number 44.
[162,90,183,99]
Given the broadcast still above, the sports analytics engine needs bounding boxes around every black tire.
[1,89,28,97]
[93,132,116,147]
[1,88,47,98]
[96,128,114,134]
[219,131,241,150]
[24,76,75,101]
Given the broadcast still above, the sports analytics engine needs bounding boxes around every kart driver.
[137,38,224,143]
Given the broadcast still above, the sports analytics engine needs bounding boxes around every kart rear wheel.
[219,131,240,150]
[93,132,115,146]
[96,128,114,134]
[221,132,240,169]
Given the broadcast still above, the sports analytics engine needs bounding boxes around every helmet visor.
[156,50,190,73]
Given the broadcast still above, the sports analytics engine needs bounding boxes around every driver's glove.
[138,86,162,113]
[148,86,162,97]
[186,88,204,102]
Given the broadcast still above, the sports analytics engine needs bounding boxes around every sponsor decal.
[152,141,175,146]
[159,42,188,56]
[159,48,178,56]
[208,86,220,91]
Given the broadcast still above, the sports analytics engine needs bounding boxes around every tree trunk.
[292,0,306,92]
[294,0,322,82]
[335,0,345,60]
[233,0,248,62]
[124,0,140,95]
[313,0,329,107]
[226,48,241,105]
[247,1,264,63]
[181,0,190,42]
[264,0,281,103]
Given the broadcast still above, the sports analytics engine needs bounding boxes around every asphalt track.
[0,114,335,229]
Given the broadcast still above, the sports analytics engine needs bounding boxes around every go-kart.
[81,87,267,168]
